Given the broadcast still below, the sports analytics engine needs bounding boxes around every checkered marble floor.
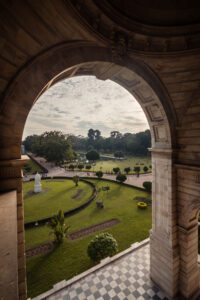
[47,244,169,300]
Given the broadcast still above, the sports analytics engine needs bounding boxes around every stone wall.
[0,1,200,299]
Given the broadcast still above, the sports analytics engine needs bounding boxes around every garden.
[24,178,152,298]
[66,155,151,174]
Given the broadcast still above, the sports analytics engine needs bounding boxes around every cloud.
[54,107,69,114]
[23,75,148,139]
[94,103,102,109]
[76,120,94,129]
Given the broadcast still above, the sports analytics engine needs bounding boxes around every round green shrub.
[116,173,127,183]
[143,181,152,193]
[87,233,118,262]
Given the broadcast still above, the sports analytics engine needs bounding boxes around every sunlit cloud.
[23,76,149,139]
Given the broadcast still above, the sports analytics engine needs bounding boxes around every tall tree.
[86,150,100,161]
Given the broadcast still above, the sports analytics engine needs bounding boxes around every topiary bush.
[116,173,127,183]
[124,167,131,174]
[69,164,75,170]
[143,166,148,173]
[86,165,91,170]
[134,166,140,177]
[78,164,84,170]
[96,170,103,179]
[113,167,120,174]
[87,233,118,262]
[143,181,152,193]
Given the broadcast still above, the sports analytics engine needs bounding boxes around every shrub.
[47,210,70,244]
[69,164,75,170]
[114,151,124,158]
[78,164,84,170]
[113,167,120,174]
[137,202,147,209]
[124,167,131,174]
[86,150,100,161]
[116,173,127,183]
[86,165,91,170]
[87,233,118,262]
[24,165,32,172]
[96,199,104,208]
[96,170,103,179]
[73,175,79,186]
[143,166,148,172]
[143,181,152,193]
[134,166,140,177]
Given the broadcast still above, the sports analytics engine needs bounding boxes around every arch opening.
[0,43,178,299]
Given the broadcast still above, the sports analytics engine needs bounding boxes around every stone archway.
[0,42,178,299]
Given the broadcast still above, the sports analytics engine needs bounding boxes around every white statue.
[34,172,42,193]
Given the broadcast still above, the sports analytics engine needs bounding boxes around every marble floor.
[45,244,169,300]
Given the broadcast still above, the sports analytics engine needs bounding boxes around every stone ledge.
[32,238,150,300]
[0,155,29,167]
[175,163,200,172]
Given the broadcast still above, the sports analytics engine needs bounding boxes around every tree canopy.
[23,131,76,164]
[86,150,100,161]
[68,129,151,156]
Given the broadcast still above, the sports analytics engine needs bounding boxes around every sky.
[23,76,149,139]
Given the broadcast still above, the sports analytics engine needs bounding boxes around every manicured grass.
[25,179,152,298]
[23,179,93,223]
[23,158,43,175]
[67,156,151,174]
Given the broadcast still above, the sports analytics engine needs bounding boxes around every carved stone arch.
[0,41,182,299]
[180,198,200,228]
[0,41,176,160]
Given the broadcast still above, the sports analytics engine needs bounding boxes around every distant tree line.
[23,131,76,164]
[69,129,151,156]
[23,128,151,164]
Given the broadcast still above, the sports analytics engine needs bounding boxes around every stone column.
[0,155,29,300]
[176,164,200,299]
[178,225,200,299]
[150,148,179,299]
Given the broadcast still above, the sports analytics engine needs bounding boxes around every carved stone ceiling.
[69,0,200,53]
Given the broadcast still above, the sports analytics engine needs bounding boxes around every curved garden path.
[24,153,152,188]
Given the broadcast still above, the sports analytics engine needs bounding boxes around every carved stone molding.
[69,0,200,54]
[181,198,200,224]
[146,104,164,122]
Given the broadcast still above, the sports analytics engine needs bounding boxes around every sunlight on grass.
[25,179,151,298]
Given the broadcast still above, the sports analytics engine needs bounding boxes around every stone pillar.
[178,225,200,299]
[176,164,200,299]
[0,156,29,300]
[150,148,179,299]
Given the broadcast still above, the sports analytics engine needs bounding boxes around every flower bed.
[137,202,147,209]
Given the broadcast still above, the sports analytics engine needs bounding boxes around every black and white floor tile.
[48,244,168,300]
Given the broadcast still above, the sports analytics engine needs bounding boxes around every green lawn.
[25,179,152,298]
[23,158,43,175]
[67,156,151,174]
[23,179,93,223]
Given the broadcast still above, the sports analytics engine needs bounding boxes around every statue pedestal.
[34,183,42,193]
